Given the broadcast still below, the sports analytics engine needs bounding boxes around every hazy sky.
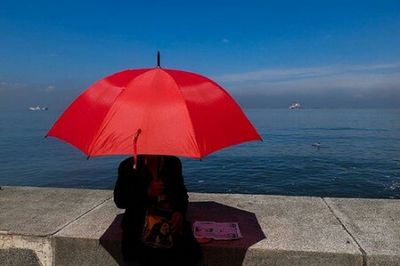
[1,0,399,110]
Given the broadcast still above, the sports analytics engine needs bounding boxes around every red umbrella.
[47,53,261,160]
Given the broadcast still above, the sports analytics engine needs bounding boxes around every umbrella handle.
[132,128,142,169]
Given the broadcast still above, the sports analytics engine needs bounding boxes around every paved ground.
[0,186,399,266]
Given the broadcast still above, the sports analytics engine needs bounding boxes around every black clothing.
[114,156,201,266]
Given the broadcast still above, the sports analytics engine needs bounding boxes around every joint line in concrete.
[322,198,367,266]
[50,196,113,236]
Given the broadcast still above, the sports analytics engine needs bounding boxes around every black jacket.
[114,156,188,236]
[113,156,202,265]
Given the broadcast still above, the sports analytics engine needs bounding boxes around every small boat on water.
[312,142,321,149]
[29,105,48,111]
[289,102,301,109]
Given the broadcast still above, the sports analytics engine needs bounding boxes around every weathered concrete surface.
[0,186,112,236]
[0,234,52,266]
[189,193,363,266]
[325,198,400,266]
[1,186,400,266]
[0,248,40,266]
[0,186,112,266]
[53,199,124,266]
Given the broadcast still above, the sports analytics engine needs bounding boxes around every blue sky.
[1,0,399,109]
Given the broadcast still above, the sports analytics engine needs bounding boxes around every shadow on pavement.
[100,201,266,266]
[99,214,124,265]
[187,201,266,266]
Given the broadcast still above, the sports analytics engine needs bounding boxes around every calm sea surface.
[1,108,399,198]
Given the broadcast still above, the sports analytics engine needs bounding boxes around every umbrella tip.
[157,51,160,68]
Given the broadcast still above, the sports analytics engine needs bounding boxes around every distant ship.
[29,105,48,111]
[289,102,301,109]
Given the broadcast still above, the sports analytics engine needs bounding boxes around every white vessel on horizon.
[289,102,301,109]
[29,105,48,111]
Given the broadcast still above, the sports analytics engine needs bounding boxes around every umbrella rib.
[86,70,150,156]
[86,97,121,157]
[166,71,202,158]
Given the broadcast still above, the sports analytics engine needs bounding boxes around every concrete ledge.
[0,234,52,265]
[53,198,124,266]
[325,198,400,266]
[1,186,399,265]
[189,193,363,266]
[0,248,40,266]
[0,186,112,236]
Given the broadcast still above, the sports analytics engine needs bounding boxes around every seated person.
[114,155,201,266]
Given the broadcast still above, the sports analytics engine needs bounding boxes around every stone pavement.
[0,186,399,265]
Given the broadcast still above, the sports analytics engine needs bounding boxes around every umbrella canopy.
[47,66,261,159]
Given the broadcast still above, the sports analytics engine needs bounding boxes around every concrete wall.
[0,186,399,266]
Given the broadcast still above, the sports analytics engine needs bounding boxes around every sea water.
[0,108,399,198]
